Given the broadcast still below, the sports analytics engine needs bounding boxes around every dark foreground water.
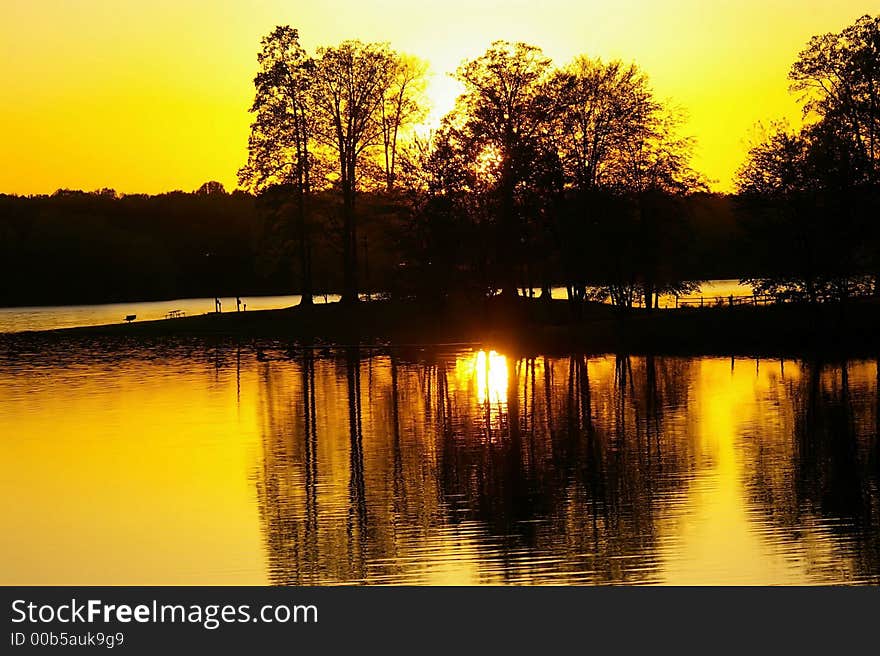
[1,339,878,584]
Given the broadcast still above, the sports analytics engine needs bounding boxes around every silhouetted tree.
[737,123,874,301]
[239,26,317,305]
[611,106,703,308]
[790,15,880,185]
[738,15,880,300]
[391,129,491,300]
[379,55,429,191]
[791,14,880,289]
[311,41,397,303]
[550,58,656,192]
[548,57,702,307]
[452,41,556,298]
[195,181,227,195]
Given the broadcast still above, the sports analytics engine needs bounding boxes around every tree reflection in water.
[255,348,880,585]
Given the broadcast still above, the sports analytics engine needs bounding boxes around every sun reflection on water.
[2,341,878,585]
[473,350,508,406]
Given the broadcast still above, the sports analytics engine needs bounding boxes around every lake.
[1,338,877,585]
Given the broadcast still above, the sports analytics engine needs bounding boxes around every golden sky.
[0,1,871,195]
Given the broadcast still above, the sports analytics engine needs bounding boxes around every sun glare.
[473,145,504,180]
[474,350,509,406]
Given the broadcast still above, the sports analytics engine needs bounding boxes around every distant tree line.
[0,185,259,306]
[0,184,742,308]
[0,183,415,306]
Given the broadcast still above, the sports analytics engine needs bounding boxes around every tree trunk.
[539,284,552,303]
[341,158,359,305]
[295,112,313,307]
[498,153,518,299]
[297,193,313,306]
[806,277,817,305]
[643,281,654,310]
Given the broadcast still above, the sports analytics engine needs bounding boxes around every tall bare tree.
[736,15,880,299]
[453,41,554,298]
[550,58,657,192]
[790,14,880,183]
[239,26,316,305]
[311,41,396,303]
[549,56,701,308]
[790,14,880,290]
[379,55,429,191]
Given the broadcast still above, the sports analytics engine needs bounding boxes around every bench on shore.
[124,314,136,323]
[165,309,185,319]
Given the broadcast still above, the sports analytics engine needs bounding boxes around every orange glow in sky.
[0,1,871,194]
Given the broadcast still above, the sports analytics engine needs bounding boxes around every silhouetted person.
[215,297,222,313]
[237,296,241,312]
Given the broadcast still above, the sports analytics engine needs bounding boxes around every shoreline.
[3,297,880,359]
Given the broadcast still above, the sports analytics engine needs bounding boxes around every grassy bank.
[4,296,880,358]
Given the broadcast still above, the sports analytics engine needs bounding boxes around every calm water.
[1,339,877,585]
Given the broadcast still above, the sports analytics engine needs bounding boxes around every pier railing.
[675,291,879,308]
[676,293,783,308]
